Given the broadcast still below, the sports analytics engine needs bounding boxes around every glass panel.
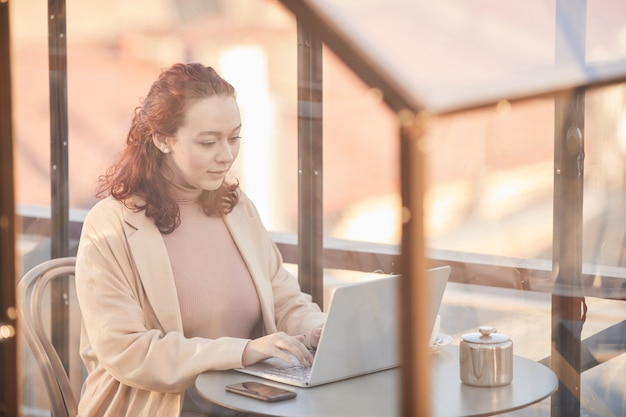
[12,1,301,415]
[425,98,555,262]
[323,47,400,245]
[582,83,626,297]
[426,85,626,415]
[296,20,626,417]
[297,0,626,113]
[318,26,624,413]
[12,0,299,236]
[424,97,558,413]
[583,84,626,260]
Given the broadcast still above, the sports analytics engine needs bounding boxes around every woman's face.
[164,95,242,191]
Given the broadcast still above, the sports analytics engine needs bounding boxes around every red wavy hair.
[97,63,240,233]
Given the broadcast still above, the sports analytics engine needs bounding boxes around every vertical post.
[48,0,70,373]
[0,1,18,416]
[552,89,586,416]
[551,1,586,416]
[296,20,324,306]
[400,111,429,417]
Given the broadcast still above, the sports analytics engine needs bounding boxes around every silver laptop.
[235,266,451,387]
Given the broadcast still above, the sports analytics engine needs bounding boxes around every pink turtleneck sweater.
[161,183,262,340]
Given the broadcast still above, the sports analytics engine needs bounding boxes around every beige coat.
[75,193,325,417]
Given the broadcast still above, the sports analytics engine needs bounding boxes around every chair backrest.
[17,257,78,417]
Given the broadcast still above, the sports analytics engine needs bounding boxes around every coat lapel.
[123,207,184,333]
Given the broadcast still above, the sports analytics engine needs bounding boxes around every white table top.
[194,344,558,417]
[431,345,558,416]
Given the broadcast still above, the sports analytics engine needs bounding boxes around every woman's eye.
[200,141,216,147]
[229,136,242,142]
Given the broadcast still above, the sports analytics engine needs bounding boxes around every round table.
[194,344,558,417]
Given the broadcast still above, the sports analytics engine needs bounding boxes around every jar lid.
[462,326,510,344]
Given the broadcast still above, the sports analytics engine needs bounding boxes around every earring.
[163,147,170,154]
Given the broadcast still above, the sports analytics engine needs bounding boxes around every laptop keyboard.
[265,363,311,382]
[264,363,311,382]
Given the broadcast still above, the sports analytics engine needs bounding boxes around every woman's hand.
[310,326,323,349]
[242,332,313,368]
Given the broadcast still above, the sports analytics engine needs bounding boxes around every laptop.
[235,266,451,387]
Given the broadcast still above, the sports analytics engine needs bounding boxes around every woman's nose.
[216,141,235,163]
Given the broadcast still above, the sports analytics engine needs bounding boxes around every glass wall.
[322,48,399,244]
[10,0,626,416]
[424,84,626,416]
[11,0,303,413]
[11,0,402,413]
[12,0,302,235]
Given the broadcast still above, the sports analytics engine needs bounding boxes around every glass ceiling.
[283,0,626,113]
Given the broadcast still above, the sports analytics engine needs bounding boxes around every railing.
[17,205,626,377]
[18,204,626,297]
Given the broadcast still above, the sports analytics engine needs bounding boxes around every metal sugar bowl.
[459,326,513,387]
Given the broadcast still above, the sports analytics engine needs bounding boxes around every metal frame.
[48,0,71,374]
[0,0,18,415]
[399,113,430,416]
[296,20,324,305]
[551,1,588,415]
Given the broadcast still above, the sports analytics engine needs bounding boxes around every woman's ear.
[152,134,171,154]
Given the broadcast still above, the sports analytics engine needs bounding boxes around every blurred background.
[10,0,626,415]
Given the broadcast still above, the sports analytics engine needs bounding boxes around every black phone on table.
[225,381,297,402]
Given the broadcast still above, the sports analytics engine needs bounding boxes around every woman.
[75,63,326,417]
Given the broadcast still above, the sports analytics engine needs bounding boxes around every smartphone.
[225,381,297,402]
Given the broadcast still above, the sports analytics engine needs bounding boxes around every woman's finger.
[275,334,312,367]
